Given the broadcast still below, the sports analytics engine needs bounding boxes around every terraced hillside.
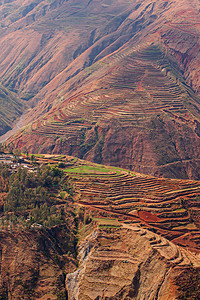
[0,0,157,96]
[1,0,200,180]
[0,152,200,299]
[9,43,200,179]
[75,171,200,251]
[67,223,200,299]
[30,154,200,252]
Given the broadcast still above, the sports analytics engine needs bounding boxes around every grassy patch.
[60,191,67,199]
[110,165,135,175]
[64,163,134,177]
[64,165,113,174]
[32,154,45,158]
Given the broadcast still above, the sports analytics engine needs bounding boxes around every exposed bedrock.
[66,225,200,299]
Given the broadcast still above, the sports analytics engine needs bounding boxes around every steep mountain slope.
[1,0,200,179]
[0,0,136,97]
[0,153,200,299]
[57,155,200,252]
[0,227,77,299]
[67,224,200,300]
[0,84,26,136]
[9,43,200,179]
[0,0,199,97]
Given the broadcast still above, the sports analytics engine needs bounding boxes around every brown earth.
[28,154,200,253]
[1,0,200,179]
[0,226,77,299]
[0,154,200,299]
[66,222,200,300]
[1,219,199,300]
[70,168,200,252]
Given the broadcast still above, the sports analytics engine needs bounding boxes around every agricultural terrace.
[1,152,200,252]
[33,154,200,251]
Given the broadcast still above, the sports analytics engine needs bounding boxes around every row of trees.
[0,161,74,228]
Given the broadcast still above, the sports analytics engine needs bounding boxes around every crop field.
[14,41,200,179]
[64,165,114,174]
[33,154,200,252]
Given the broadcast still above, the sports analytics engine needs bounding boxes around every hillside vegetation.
[0,151,200,299]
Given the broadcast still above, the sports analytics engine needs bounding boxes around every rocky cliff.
[66,223,200,300]
[0,226,77,299]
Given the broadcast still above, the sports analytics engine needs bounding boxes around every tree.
[7,143,14,154]
[30,154,35,163]
[13,149,21,162]
[22,146,29,158]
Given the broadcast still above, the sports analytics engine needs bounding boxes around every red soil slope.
[1,0,200,179]
[71,169,200,252]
